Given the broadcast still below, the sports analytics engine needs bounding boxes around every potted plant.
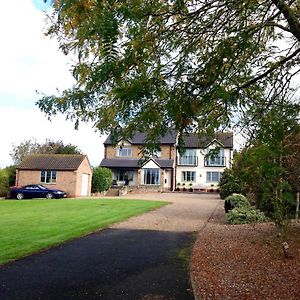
[189,183,193,192]
[175,183,181,191]
[182,183,186,191]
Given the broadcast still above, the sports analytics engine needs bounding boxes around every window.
[114,170,134,181]
[182,171,196,182]
[143,169,160,185]
[40,170,57,184]
[206,171,222,183]
[205,149,225,166]
[117,147,132,157]
[178,149,197,165]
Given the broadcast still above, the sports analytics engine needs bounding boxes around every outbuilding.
[16,154,92,197]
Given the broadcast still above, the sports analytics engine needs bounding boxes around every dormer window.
[117,147,132,157]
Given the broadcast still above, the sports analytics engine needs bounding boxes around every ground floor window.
[114,170,134,181]
[206,171,222,183]
[143,169,160,185]
[181,171,196,182]
[40,170,57,184]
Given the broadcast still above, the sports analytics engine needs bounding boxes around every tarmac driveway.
[0,193,221,300]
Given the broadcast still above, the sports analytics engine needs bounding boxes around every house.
[16,154,92,197]
[100,131,177,192]
[100,131,233,192]
[176,132,233,190]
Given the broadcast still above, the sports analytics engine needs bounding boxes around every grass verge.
[0,198,167,265]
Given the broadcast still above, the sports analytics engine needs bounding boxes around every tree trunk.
[295,191,300,220]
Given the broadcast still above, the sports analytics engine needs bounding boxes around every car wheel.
[46,193,53,199]
[16,193,24,200]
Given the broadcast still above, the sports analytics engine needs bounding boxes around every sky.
[0,0,106,168]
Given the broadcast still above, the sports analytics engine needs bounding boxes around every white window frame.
[40,170,57,184]
[206,171,222,183]
[117,147,132,157]
[205,149,225,166]
[143,169,160,185]
[181,171,196,182]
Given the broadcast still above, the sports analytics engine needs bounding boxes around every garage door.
[81,174,89,196]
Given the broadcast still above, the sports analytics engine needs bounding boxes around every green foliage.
[225,193,250,209]
[10,139,82,164]
[36,1,300,147]
[219,168,242,199]
[91,167,113,193]
[226,207,268,225]
[0,169,9,197]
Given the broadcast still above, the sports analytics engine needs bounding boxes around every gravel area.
[191,201,300,300]
[112,192,221,232]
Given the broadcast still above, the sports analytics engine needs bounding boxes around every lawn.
[0,198,167,265]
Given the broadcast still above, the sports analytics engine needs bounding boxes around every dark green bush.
[226,207,268,224]
[219,168,242,199]
[92,167,112,193]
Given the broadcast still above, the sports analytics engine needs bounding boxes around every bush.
[219,168,242,199]
[91,167,112,193]
[0,169,9,197]
[225,193,250,209]
[226,207,268,224]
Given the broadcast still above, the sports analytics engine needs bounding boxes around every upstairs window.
[178,149,197,165]
[117,147,132,157]
[205,148,225,166]
[40,170,56,184]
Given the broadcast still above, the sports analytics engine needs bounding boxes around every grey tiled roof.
[104,130,177,145]
[18,154,87,171]
[100,158,174,169]
[183,132,233,148]
[104,130,233,148]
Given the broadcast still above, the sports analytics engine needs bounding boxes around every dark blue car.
[10,184,67,200]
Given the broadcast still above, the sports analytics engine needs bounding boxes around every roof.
[183,132,233,148]
[17,154,88,171]
[100,158,174,169]
[104,130,177,145]
[104,130,233,148]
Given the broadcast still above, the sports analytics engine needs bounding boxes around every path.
[0,193,221,300]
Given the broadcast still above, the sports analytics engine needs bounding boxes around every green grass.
[0,198,167,265]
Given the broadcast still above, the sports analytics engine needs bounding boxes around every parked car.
[10,184,67,200]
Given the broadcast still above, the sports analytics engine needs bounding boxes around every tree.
[91,167,112,193]
[37,0,300,146]
[10,139,82,165]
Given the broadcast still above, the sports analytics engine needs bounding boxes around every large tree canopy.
[38,0,300,144]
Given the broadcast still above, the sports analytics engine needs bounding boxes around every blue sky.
[0,1,105,167]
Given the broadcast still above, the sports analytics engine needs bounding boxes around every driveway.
[0,193,221,300]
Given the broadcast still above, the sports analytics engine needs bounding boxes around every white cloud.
[0,1,107,168]
[0,107,106,168]
[0,1,74,103]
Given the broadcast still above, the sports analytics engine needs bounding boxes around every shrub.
[226,207,268,224]
[91,167,112,193]
[0,169,9,197]
[225,193,250,209]
[219,168,242,199]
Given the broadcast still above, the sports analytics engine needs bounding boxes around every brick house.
[16,154,92,197]
[100,131,233,192]
[100,131,177,192]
